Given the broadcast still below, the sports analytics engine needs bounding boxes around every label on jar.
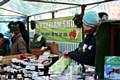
[17,74,22,78]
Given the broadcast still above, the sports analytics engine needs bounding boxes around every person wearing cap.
[10,24,27,55]
[0,33,9,56]
[4,21,16,48]
[64,11,100,66]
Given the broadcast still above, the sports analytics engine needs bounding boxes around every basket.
[31,48,45,57]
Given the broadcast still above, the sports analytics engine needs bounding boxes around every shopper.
[5,21,16,47]
[10,25,27,55]
[0,33,9,56]
[15,21,30,53]
[64,11,100,66]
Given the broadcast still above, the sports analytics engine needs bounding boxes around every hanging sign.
[35,17,82,42]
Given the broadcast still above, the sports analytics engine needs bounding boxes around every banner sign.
[35,17,82,42]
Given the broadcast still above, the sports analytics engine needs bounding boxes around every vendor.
[36,35,46,48]
[64,11,100,66]
[31,34,46,49]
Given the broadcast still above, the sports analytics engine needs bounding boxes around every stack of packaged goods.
[0,50,60,80]
[0,57,51,80]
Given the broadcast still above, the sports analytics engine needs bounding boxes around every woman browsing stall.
[10,23,27,55]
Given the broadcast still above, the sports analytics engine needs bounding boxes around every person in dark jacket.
[64,11,100,66]
[0,33,9,56]
[31,34,46,49]
[10,25,27,55]
[36,35,46,48]
[6,21,16,47]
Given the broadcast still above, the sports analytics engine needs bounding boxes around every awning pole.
[81,5,86,41]
[52,12,55,19]
[26,16,30,51]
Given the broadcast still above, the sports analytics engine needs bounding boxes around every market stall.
[0,0,120,80]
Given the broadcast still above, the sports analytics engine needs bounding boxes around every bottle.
[13,71,17,79]
[8,72,12,79]
[16,70,23,80]
[1,71,6,80]
[24,66,32,79]
[38,64,44,76]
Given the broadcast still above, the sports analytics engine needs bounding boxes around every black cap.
[10,26,20,33]
[8,21,16,29]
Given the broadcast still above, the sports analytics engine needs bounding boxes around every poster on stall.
[108,1,120,20]
[35,16,82,42]
[104,56,120,80]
